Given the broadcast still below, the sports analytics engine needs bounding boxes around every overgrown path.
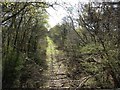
[45,36,69,88]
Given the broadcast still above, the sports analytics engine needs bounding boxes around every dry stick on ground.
[77,75,92,89]
[75,72,102,89]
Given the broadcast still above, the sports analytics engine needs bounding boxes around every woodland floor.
[44,36,69,88]
[42,36,89,88]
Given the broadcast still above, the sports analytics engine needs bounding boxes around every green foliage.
[80,43,103,53]
[2,2,49,88]
[3,49,25,88]
[49,2,120,88]
[2,1,120,89]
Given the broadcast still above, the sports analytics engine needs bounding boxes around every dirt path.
[44,36,69,88]
[42,36,92,89]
